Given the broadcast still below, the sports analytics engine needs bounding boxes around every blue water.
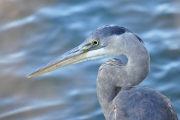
[0,0,180,120]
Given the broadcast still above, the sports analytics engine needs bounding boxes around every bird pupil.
[94,41,97,44]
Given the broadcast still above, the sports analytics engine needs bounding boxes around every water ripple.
[0,0,180,119]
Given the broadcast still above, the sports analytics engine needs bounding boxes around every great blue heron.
[27,25,178,120]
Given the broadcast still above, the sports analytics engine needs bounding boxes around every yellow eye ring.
[91,40,99,46]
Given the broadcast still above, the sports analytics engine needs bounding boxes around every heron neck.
[97,39,150,119]
[124,42,150,87]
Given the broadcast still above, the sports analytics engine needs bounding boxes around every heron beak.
[27,44,92,78]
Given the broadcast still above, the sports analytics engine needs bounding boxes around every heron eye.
[91,40,99,46]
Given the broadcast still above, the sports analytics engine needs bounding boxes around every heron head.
[27,25,142,78]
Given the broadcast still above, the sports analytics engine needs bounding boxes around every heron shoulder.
[108,87,178,120]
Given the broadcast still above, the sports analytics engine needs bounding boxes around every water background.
[0,0,180,120]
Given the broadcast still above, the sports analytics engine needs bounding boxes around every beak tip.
[26,75,31,78]
[26,73,34,78]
